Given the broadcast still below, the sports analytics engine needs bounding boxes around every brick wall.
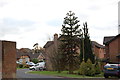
[99,48,105,59]
[109,37,119,62]
[93,45,105,59]
[45,44,55,71]
[1,41,16,78]
[118,36,120,53]
[104,45,109,59]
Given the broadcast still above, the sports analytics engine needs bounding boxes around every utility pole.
[82,32,84,61]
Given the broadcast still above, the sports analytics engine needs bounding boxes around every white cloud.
[0,0,119,48]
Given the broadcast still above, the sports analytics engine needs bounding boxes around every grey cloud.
[3,18,35,27]
[0,18,36,37]
[0,24,20,37]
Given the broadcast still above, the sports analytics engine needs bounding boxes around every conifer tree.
[60,11,82,74]
[80,22,95,63]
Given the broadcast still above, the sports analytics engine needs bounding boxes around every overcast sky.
[0,0,119,49]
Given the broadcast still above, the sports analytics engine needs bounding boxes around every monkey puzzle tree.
[60,11,82,74]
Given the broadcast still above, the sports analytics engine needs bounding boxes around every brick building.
[92,41,105,59]
[103,34,120,63]
[44,34,105,70]
[43,34,59,70]
[16,48,45,64]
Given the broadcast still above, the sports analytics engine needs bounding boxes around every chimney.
[54,33,58,42]
[118,1,120,34]
[54,33,58,50]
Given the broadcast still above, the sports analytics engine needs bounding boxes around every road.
[16,69,117,80]
[16,69,76,80]
[16,69,86,80]
[16,69,61,78]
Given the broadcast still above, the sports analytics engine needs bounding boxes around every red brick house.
[43,34,59,70]
[92,41,105,59]
[16,48,45,64]
[103,34,120,63]
[44,33,105,70]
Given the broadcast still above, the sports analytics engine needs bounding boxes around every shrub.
[85,59,95,76]
[90,64,96,76]
[78,61,87,75]
[79,59,95,76]
[18,64,23,68]
[94,62,101,74]
[32,58,39,64]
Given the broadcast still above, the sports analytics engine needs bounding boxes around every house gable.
[103,34,120,63]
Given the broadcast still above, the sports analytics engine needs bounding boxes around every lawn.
[28,71,104,78]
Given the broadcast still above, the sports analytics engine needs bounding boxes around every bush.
[94,62,101,74]
[78,61,87,75]
[85,59,95,76]
[32,58,39,64]
[78,59,95,76]
[18,64,24,68]
[90,64,96,76]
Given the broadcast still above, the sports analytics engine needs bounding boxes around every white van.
[29,62,45,71]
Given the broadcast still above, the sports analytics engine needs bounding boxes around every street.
[16,69,81,80]
[16,69,118,80]
[16,69,61,78]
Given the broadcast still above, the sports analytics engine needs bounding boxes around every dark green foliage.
[80,38,84,62]
[32,58,39,64]
[59,11,82,74]
[80,22,95,63]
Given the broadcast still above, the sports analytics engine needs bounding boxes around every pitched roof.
[103,34,120,45]
[19,48,32,53]
[92,41,105,48]
[43,41,54,48]
[16,51,44,60]
[103,36,115,45]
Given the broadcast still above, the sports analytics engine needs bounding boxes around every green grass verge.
[28,71,104,78]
